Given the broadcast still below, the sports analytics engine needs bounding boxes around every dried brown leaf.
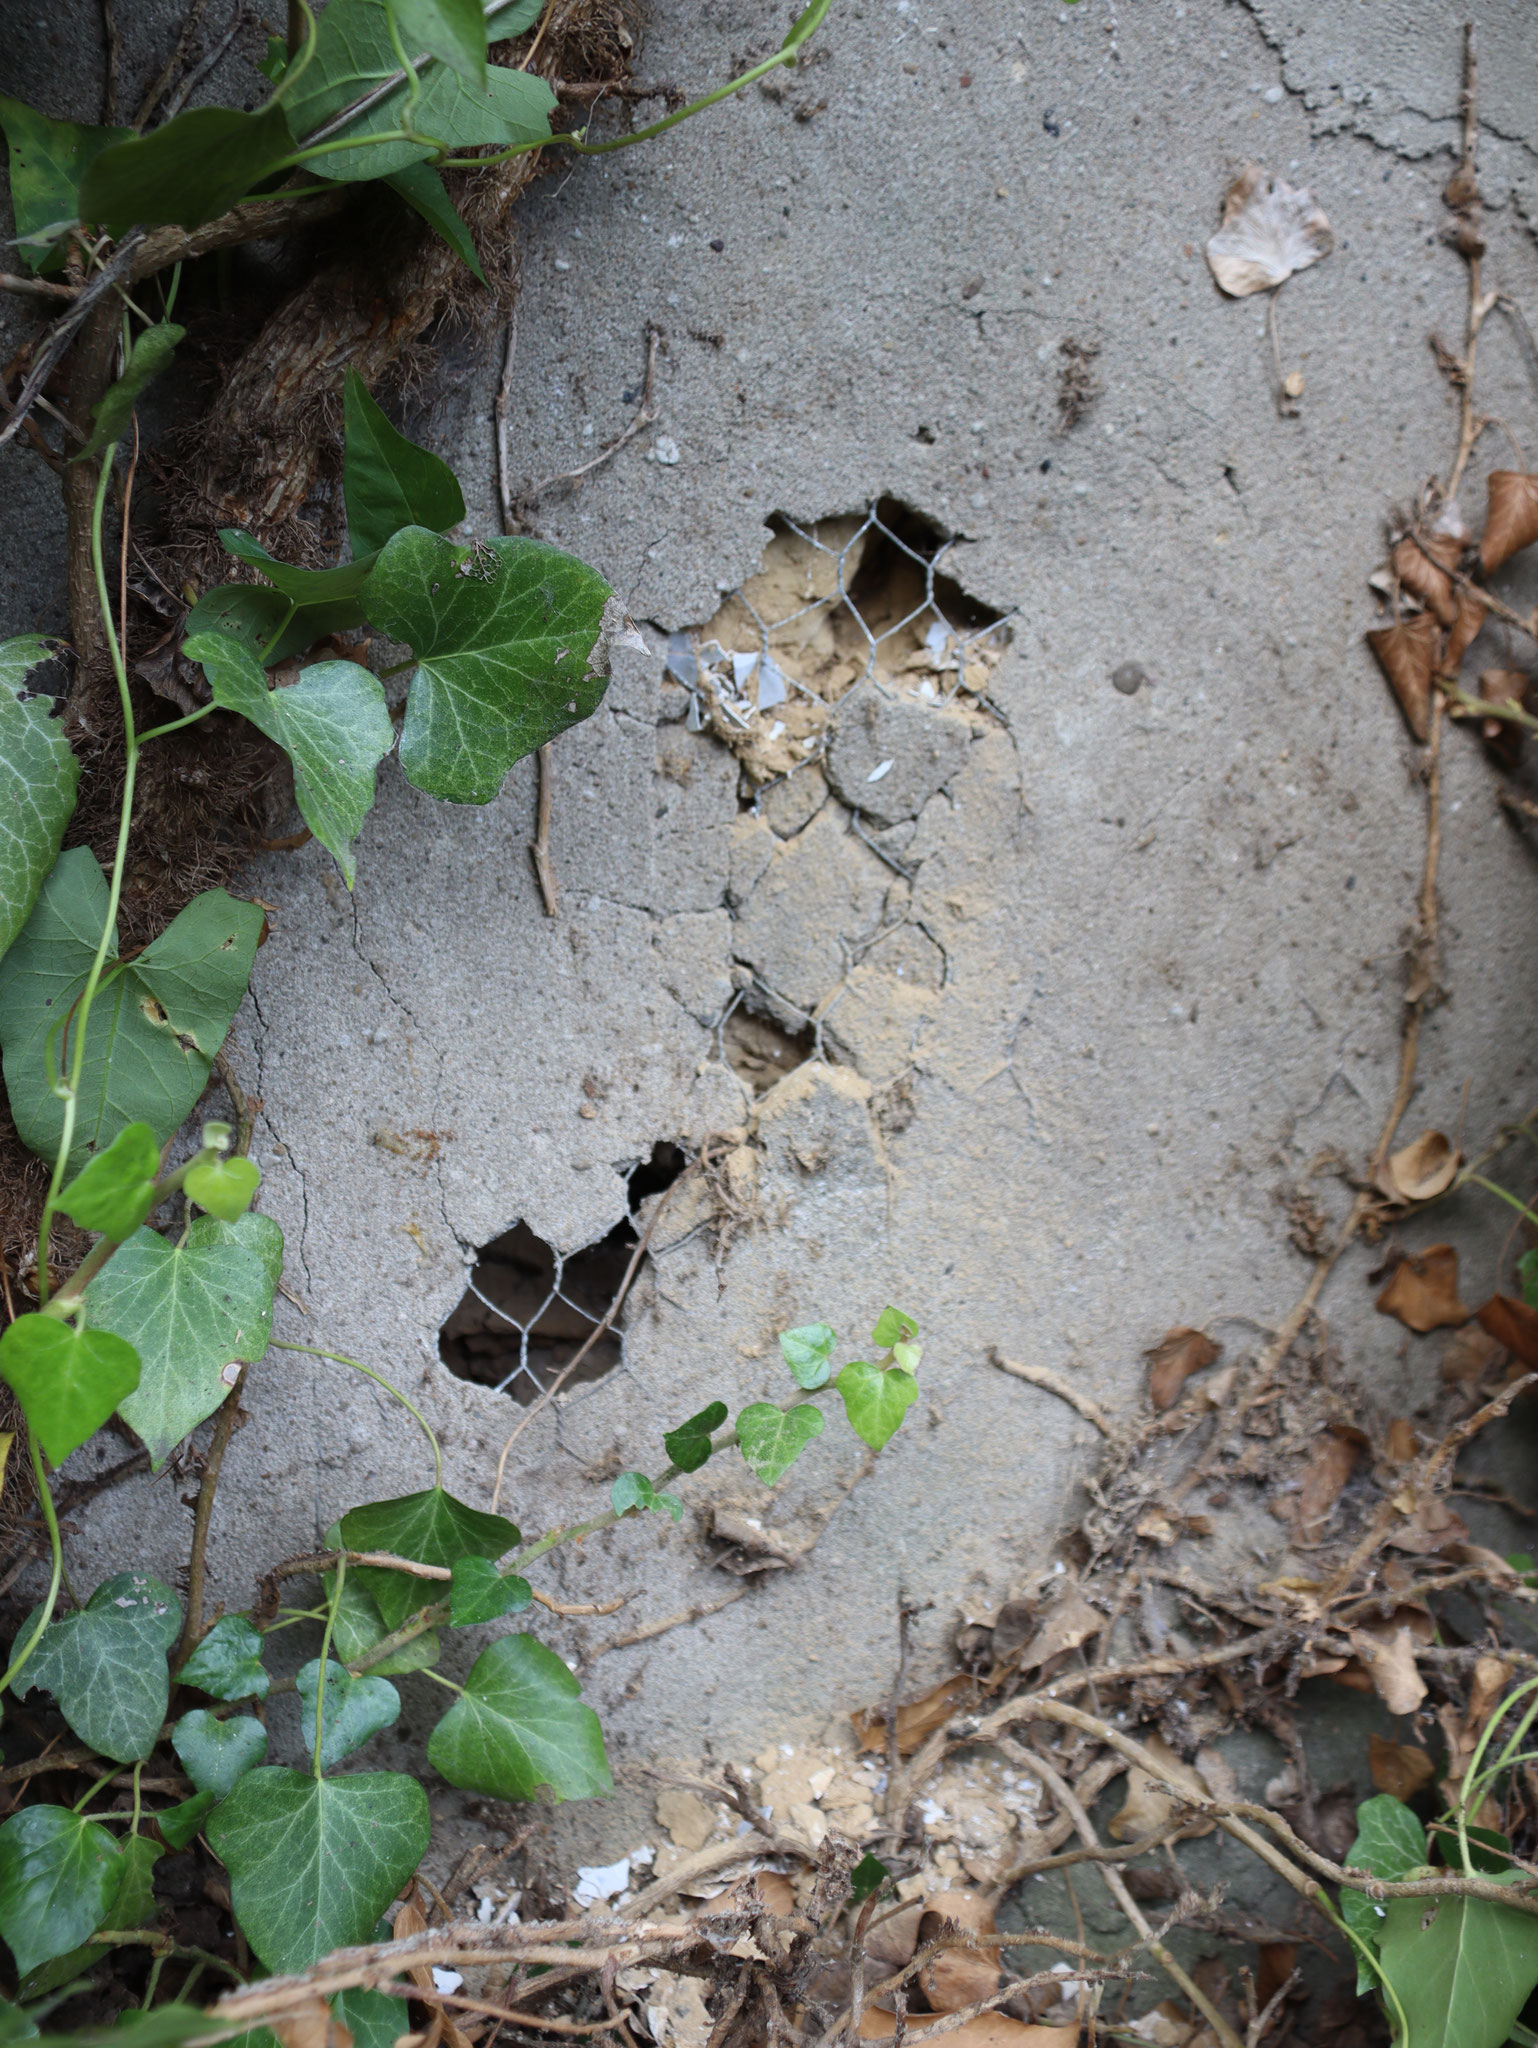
[1376,1129,1460,1205]
[1368,1731,1436,1800]
[272,2001,350,2048]
[859,2016,1061,2048]
[1476,1294,1538,1369]
[1146,1327,1221,1411]
[1348,1622,1427,1716]
[1392,532,1461,626]
[1375,1244,1471,1333]
[1480,471,1538,574]
[1016,1585,1105,1671]
[851,1672,974,1755]
[864,1900,924,1973]
[1292,1426,1365,1540]
[1441,1322,1506,1386]
[1205,164,1333,296]
[1385,1498,1469,1555]
[1108,1732,1214,1842]
[1383,1417,1421,1465]
[1256,1943,1298,2014]
[917,1891,999,2013]
[1367,612,1441,741]
[1443,588,1486,674]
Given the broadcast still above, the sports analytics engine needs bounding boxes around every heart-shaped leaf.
[296,1658,400,1770]
[57,1122,161,1240]
[389,0,487,84]
[78,104,296,235]
[778,1324,835,1390]
[835,1359,917,1450]
[213,529,380,661]
[736,1400,824,1485]
[75,322,184,461]
[339,1487,518,1629]
[361,528,617,803]
[448,1557,532,1627]
[385,164,486,284]
[0,1315,140,1465]
[177,1614,268,1701]
[1379,1884,1538,2048]
[331,1989,408,2048]
[0,100,130,273]
[322,1551,442,1676]
[662,1400,728,1473]
[0,850,265,1175]
[427,1634,610,1803]
[610,1470,683,1521]
[206,1768,429,1973]
[282,0,554,184]
[183,1152,260,1221]
[16,1572,181,1763]
[154,1791,217,1853]
[171,1709,268,1797]
[0,636,77,964]
[1340,1793,1430,1988]
[186,634,394,888]
[0,1807,121,1978]
[343,371,466,557]
[86,1212,280,1469]
[871,1306,918,1348]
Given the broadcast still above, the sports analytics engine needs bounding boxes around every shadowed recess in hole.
[438,1143,686,1403]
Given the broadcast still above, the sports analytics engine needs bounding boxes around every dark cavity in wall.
[439,1143,687,1403]
[723,1005,815,1095]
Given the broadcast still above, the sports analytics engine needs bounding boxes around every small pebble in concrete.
[1112,662,1148,696]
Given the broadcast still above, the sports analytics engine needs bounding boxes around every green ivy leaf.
[0,100,130,273]
[448,1557,532,1626]
[183,1152,260,1221]
[426,1634,611,1803]
[1521,1246,1538,1311]
[389,0,487,87]
[339,1488,519,1630]
[0,637,77,965]
[736,1401,824,1485]
[171,1710,268,1798]
[75,323,185,461]
[186,634,394,889]
[153,1790,217,1853]
[321,1547,442,1676]
[57,1122,161,1240]
[0,1807,121,1977]
[778,1325,835,1390]
[296,1659,400,1771]
[361,528,617,804]
[835,1360,917,1451]
[177,1614,269,1700]
[610,1471,683,1521]
[331,1990,407,2048]
[180,584,296,668]
[343,373,466,559]
[0,1315,139,1465]
[871,1306,917,1348]
[0,1999,37,2042]
[78,105,296,236]
[0,850,265,1175]
[282,0,555,184]
[1379,1883,1538,2048]
[384,164,486,285]
[1340,1794,1429,1989]
[201,532,378,665]
[662,1401,728,1473]
[16,1834,164,2004]
[86,1212,280,1469]
[849,1852,889,1905]
[16,1573,181,1763]
[206,1768,429,1974]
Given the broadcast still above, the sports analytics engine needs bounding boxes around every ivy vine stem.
[313,1552,344,1780]
[0,1437,65,1695]
[270,1341,443,1486]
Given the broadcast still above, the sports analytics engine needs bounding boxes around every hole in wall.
[438,1143,687,1403]
[723,1006,816,1095]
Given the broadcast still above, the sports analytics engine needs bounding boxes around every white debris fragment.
[924,619,951,654]
[866,759,894,783]
[432,1969,464,1995]
[732,650,759,690]
[575,1858,631,1906]
[653,435,681,465]
[1205,163,1333,296]
[757,657,788,709]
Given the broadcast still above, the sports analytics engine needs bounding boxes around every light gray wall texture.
[4,0,1538,1813]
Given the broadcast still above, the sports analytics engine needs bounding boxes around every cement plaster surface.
[4,0,1538,1844]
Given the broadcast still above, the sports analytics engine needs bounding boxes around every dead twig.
[176,1365,247,1665]
[989,1352,1114,1435]
[516,323,662,507]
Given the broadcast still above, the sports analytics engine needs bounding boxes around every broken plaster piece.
[1205,163,1333,298]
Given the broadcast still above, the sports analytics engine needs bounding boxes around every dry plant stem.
[490,1174,682,1511]
[583,1583,746,1664]
[101,0,122,122]
[989,1352,1112,1435]
[531,745,558,916]
[1023,1742,1241,2048]
[135,0,213,126]
[1447,23,1490,500]
[0,275,81,302]
[518,322,661,504]
[176,1366,248,1664]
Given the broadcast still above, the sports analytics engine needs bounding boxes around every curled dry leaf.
[1289,1425,1365,1542]
[1107,1731,1214,1842]
[271,2000,349,2048]
[1367,611,1440,741]
[1443,588,1486,675]
[852,1672,974,1756]
[1016,1583,1105,1671]
[917,1890,999,2013]
[1368,1730,1436,1800]
[1480,471,1538,574]
[394,1899,476,2048]
[859,2016,1062,2048]
[1476,1294,1538,1370]
[1391,531,1462,626]
[1348,1621,1427,1716]
[1384,1496,1468,1556]
[1205,163,1334,297]
[1383,1417,1421,1465]
[1375,1128,1460,1206]
[1375,1243,1471,1333]
[1145,1327,1221,1411]
[1441,1322,1506,1386]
